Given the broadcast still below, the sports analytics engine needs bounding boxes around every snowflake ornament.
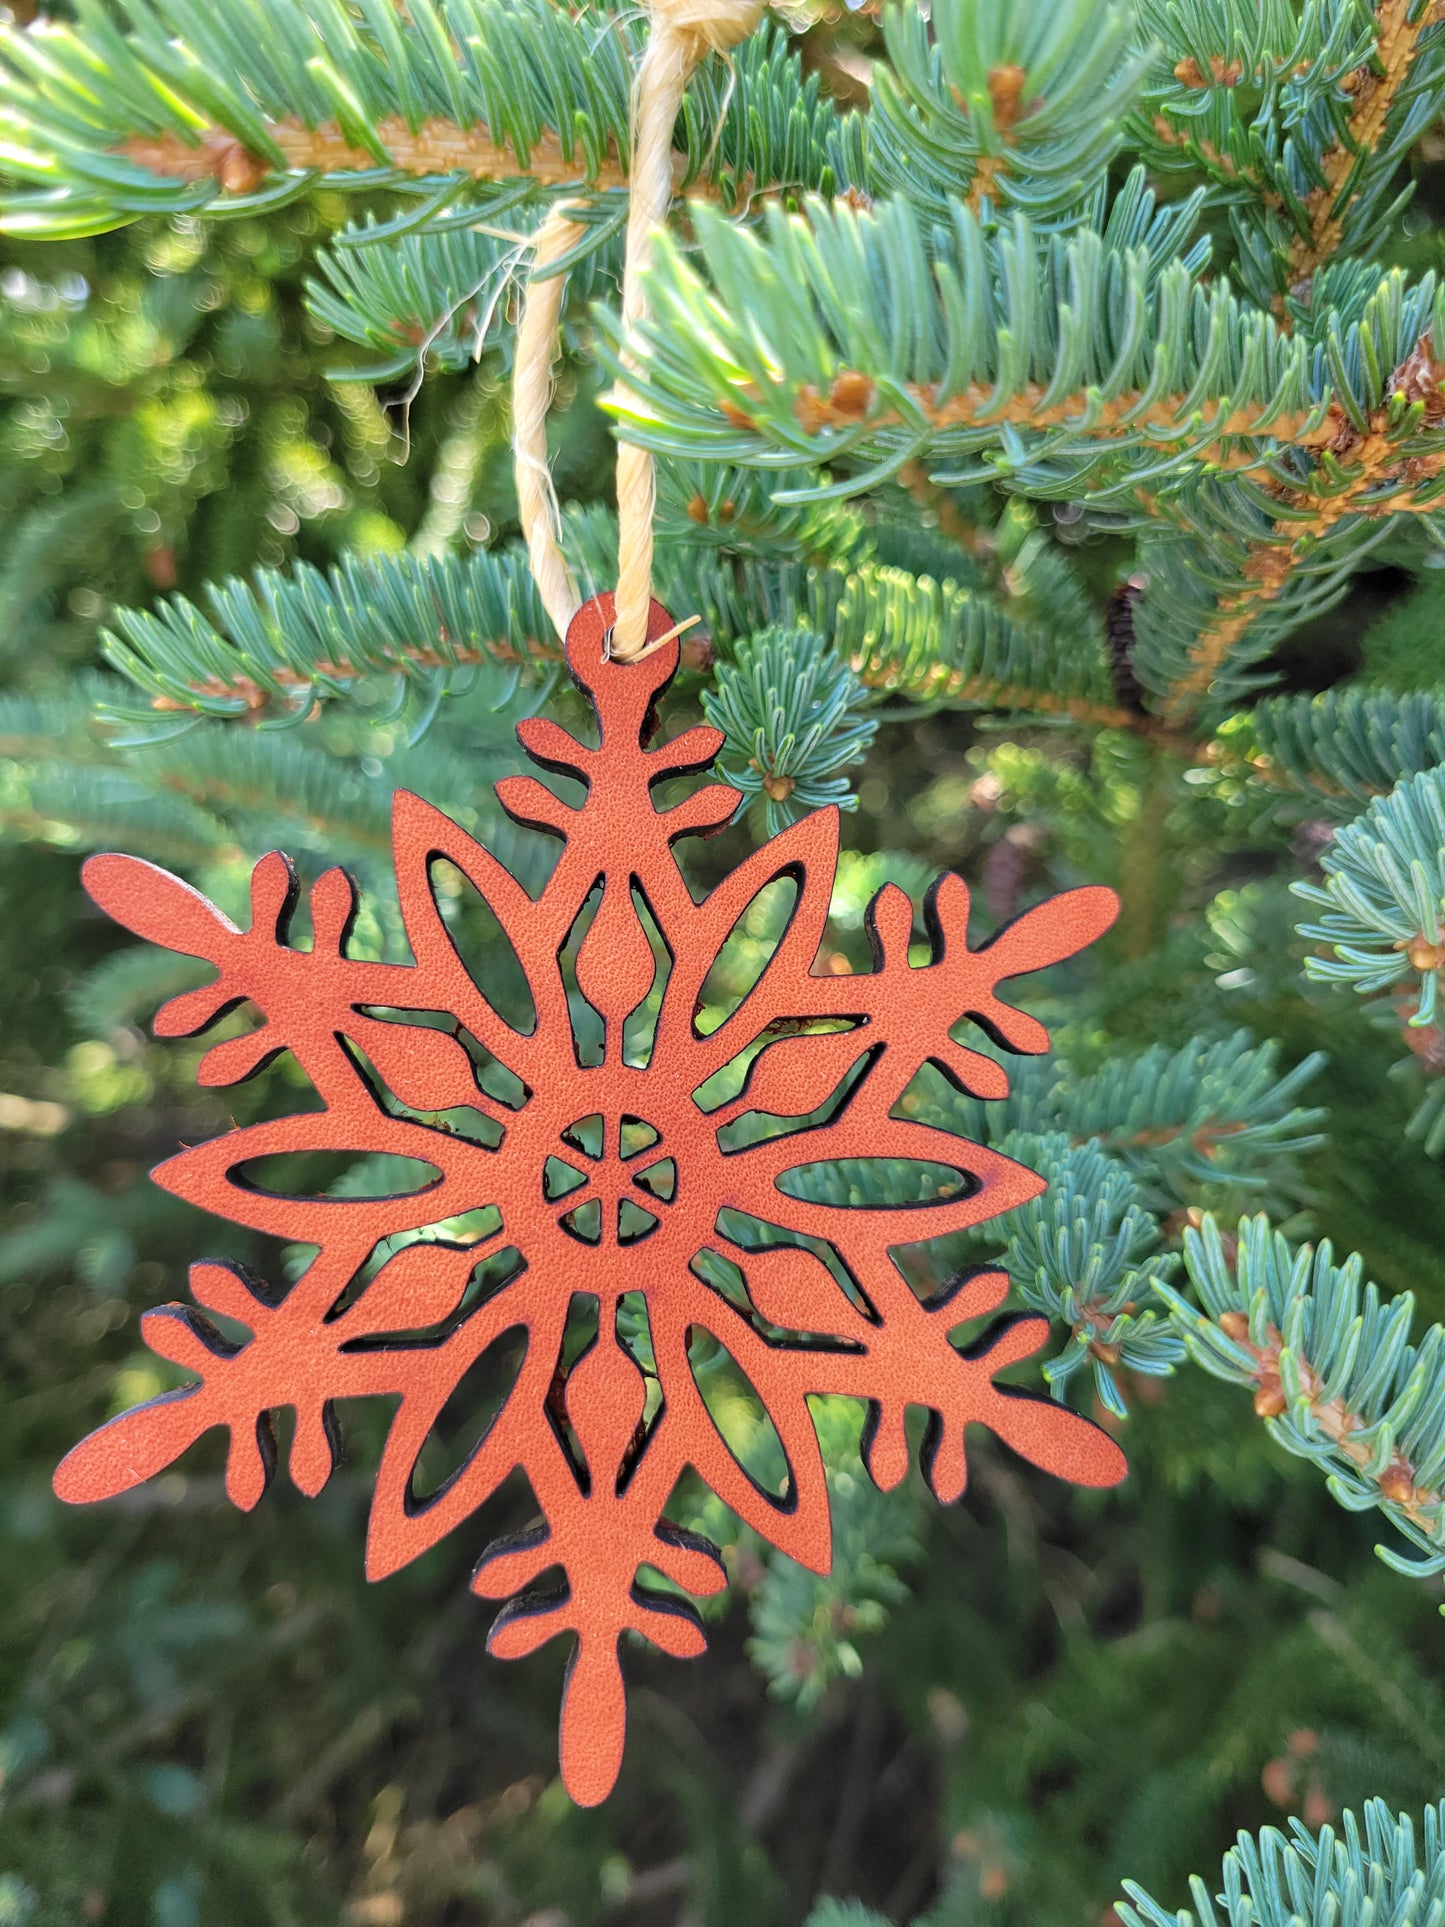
[60,594,1126,1805]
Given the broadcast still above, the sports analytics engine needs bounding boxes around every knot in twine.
[512,0,764,661]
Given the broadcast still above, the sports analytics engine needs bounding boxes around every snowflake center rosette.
[58,592,1126,1806]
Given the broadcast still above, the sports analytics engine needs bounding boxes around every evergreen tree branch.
[1119,1798,1445,1927]
[1283,0,1445,293]
[100,545,578,727]
[1163,1213,1445,1584]
[951,1031,1326,1216]
[829,564,1144,731]
[1135,275,1445,719]
[608,181,1324,489]
[0,3,853,238]
[1217,687,1445,810]
[992,1132,1183,1417]
[871,0,1151,226]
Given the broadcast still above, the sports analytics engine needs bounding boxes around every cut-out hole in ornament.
[690,1326,793,1504]
[618,1198,661,1245]
[557,879,606,1067]
[622,885,672,1070]
[406,1323,528,1506]
[632,1157,676,1202]
[618,1291,657,1383]
[236,1151,443,1199]
[689,1246,753,1315]
[774,1157,975,1209]
[543,1155,589,1201]
[559,1198,603,1245]
[693,873,800,1039]
[426,857,537,1035]
[715,1208,880,1321]
[619,1116,661,1160]
[561,1113,605,1160]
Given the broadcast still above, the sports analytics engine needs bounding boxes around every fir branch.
[955,1032,1327,1213]
[0,675,124,764]
[133,729,399,858]
[1163,1214,1445,1584]
[828,564,1139,729]
[1282,0,1445,293]
[1293,762,1445,1027]
[306,219,617,382]
[607,190,1325,500]
[1119,1798,1445,1927]
[0,3,854,238]
[1140,275,1445,720]
[992,1132,1183,1417]
[100,545,566,727]
[98,527,1148,753]
[738,1399,922,1710]
[0,764,236,868]
[1133,0,1445,310]
[1218,686,1445,810]
[1291,764,1445,1154]
[871,0,1151,225]
[70,946,214,1035]
[702,627,877,833]
[1131,3,1370,217]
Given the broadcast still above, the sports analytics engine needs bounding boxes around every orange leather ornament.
[57,593,1126,1806]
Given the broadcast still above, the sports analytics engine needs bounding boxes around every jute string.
[510,0,764,660]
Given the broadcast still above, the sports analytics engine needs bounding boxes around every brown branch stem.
[118,116,732,201]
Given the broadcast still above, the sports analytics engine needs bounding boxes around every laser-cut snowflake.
[59,594,1126,1805]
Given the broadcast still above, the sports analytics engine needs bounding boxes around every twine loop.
[510,0,763,661]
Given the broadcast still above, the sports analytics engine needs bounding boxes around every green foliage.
[953,1032,1328,1214]
[101,542,561,730]
[702,627,878,832]
[305,218,617,382]
[873,0,1152,224]
[1119,1798,1445,1927]
[8,0,1445,1917]
[0,4,854,237]
[607,183,1294,512]
[1295,764,1445,1023]
[1229,688,1445,813]
[742,1400,924,1711]
[993,1132,1184,1416]
[1166,1214,1445,1584]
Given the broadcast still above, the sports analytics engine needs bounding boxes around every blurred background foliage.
[5,1,1445,1924]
